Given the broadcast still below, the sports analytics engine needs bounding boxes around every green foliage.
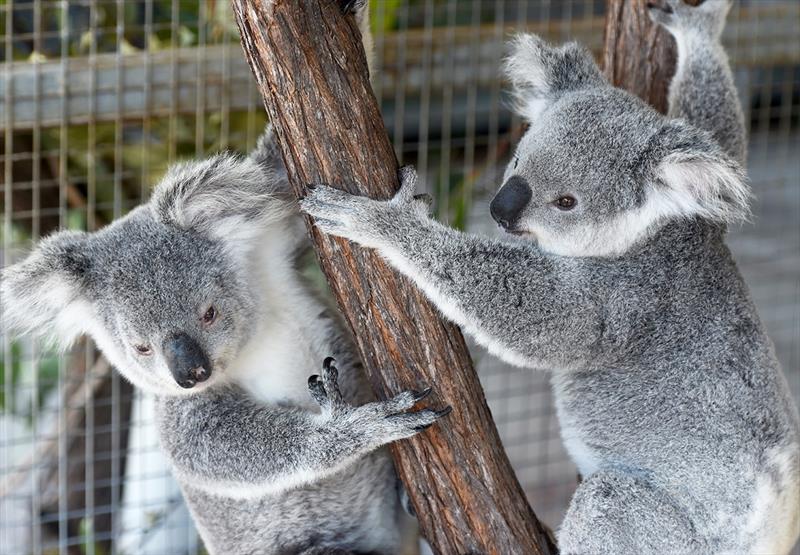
[0,340,60,417]
[371,0,403,31]
[78,517,107,555]
[0,0,238,61]
[0,342,23,413]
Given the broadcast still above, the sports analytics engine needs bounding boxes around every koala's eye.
[133,344,153,356]
[555,195,577,211]
[201,305,218,326]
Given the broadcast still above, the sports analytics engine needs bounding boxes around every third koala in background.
[302,1,800,553]
[0,2,448,554]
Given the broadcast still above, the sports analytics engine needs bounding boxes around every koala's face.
[1,151,293,396]
[493,88,662,256]
[83,212,257,394]
[492,35,748,257]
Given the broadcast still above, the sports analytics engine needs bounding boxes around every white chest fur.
[227,233,333,407]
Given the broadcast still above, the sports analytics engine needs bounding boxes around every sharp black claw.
[307,183,317,191]
[412,422,434,432]
[309,374,323,387]
[435,406,453,418]
[323,356,336,371]
[414,387,433,402]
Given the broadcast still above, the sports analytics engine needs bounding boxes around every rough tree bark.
[603,0,702,113]
[230,1,555,553]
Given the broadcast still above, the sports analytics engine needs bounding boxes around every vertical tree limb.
[603,0,702,113]
[230,0,554,553]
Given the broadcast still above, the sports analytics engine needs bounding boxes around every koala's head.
[1,145,294,396]
[491,34,749,257]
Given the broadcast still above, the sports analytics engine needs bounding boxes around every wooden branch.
[603,0,702,113]
[230,0,554,553]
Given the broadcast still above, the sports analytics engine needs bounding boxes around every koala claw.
[308,358,345,412]
[301,167,431,248]
[413,386,433,402]
[408,406,453,432]
[354,386,451,445]
[308,359,450,444]
[383,405,452,436]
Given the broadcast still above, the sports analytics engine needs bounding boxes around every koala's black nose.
[163,333,212,389]
[490,176,532,230]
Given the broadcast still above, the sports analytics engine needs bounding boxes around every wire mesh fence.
[0,1,798,553]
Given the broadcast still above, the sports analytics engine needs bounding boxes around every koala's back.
[553,221,800,552]
[179,450,410,555]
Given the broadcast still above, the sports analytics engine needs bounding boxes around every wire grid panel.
[1,1,798,553]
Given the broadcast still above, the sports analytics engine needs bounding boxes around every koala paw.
[300,166,431,250]
[308,357,451,447]
[352,388,452,445]
[308,356,348,413]
[647,0,731,39]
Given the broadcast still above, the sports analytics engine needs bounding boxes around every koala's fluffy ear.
[247,124,291,198]
[1,231,94,345]
[505,34,606,122]
[648,121,751,224]
[151,152,293,256]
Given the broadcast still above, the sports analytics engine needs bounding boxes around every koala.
[1,3,450,554]
[301,1,800,553]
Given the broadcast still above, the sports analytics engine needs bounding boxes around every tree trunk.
[230,1,555,553]
[603,0,702,112]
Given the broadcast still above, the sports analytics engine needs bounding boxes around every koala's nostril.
[163,332,213,389]
[192,366,210,382]
[177,378,196,389]
[490,176,532,229]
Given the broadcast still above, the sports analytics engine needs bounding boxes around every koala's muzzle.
[163,333,212,389]
[490,176,532,231]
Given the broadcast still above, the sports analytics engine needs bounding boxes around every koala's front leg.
[302,168,605,370]
[648,0,746,163]
[156,358,449,497]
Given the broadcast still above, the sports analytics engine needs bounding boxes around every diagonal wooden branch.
[230,0,554,553]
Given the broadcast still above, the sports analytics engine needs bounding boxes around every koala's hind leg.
[648,0,746,163]
[558,470,704,555]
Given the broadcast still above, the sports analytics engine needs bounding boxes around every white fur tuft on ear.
[652,151,751,224]
[151,154,296,262]
[504,34,606,122]
[1,231,94,346]
[505,34,552,121]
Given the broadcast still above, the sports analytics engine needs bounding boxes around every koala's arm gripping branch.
[646,0,746,164]
[230,0,555,552]
[156,388,431,495]
[372,219,605,369]
[156,392,353,493]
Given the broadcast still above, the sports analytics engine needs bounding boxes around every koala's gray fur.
[0,3,447,553]
[302,1,800,553]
